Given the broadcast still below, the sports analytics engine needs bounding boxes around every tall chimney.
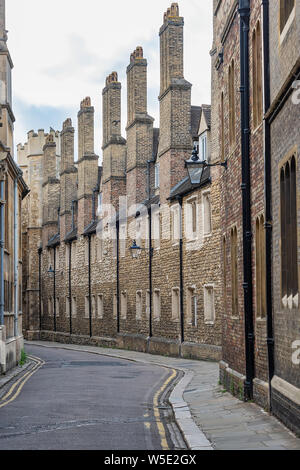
[126,47,154,207]
[157,3,192,203]
[102,73,126,210]
[77,98,99,235]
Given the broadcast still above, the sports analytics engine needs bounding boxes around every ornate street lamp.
[129,240,143,259]
[185,145,228,185]
[47,266,55,276]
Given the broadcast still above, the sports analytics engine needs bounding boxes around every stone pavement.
[24,340,300,451]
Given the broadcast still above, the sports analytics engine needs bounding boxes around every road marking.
[0,356,44,409]
[153,368,177,450]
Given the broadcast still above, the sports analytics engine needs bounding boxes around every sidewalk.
[25,340,300,451]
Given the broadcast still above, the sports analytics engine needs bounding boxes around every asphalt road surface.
[0,344,184,450]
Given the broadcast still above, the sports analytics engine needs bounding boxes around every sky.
[7,0,213,161]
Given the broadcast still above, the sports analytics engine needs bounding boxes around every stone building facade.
[0,0,28,374]
[19,1,300,435]
[267,0,300,435]
[20,3,223,362]
[213,0,299,434]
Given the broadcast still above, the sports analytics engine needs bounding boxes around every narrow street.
[0,345,184,450]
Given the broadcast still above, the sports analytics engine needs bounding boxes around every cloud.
[7,0,213,156]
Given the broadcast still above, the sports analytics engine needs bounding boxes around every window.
[66,244,70,270]
[255,215,266,318]
[153,289,161,321]
[72,297,77,318]
[97,294,104,319]
[187,287,197,326]
[91,295,96,318]
[152,211,161,249]
[221,92,225,162]
[171,204,180,243]
[146,290,150,319]
[113,293,118,318]
[85,240,89,265]
[280,0,295,34]
[85,296,89,318]
[136,291,142,320]
[229,60,236,146]
[203,192,212,236]
[252,22,263,129]
[96,236,103,262]
[136,219,142,249]
[72,242,77,265]
[48,297,53,317]
[56,298,60,317]
[4,177,9,250]
[155,163,160,189]
[204,286,215,323]
[231,227,238,316]
[121,291,127,319]
[172,288,180,321]
[186,198,197,240]
[199,133,207,162]
[280,156,298,309]
[120,224,127,258]
[66,297,70,318]
[91,237,96,264]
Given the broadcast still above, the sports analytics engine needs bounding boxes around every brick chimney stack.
[60,118,77,240]
[102,72,126,210]
[42,134,60,245]
[126,47,154,207]
[77,97,99,235]
[158,3,192,203]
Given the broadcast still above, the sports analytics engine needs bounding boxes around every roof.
[191,106,202,138]
[47,233,60,248]
[64,227,77,243]
[83,219,98,236]
[201,105,211,130]
[169,167,211,200]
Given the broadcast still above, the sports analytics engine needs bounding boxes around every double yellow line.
[0,354,44,409]
[153,368,177,450]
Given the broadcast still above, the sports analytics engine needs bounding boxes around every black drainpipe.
[88,235,92,338]
[53,246,57,332]
[38,247,42,334]
[177,195,184,344]
[116,220,120,334]
[148,206,153,338]
[262,0,274,408]
[69,242,72,336]
[239,0,255,400]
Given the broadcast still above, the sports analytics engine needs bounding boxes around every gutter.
[239,0,255,400]
[262,0,274,408]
